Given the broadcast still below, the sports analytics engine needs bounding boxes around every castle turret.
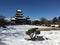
[11,16,16,25]
[25,16,31,24]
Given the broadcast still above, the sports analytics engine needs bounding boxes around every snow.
[0,25,60,45]
[11,18,16,20]
[17,9,22,12]
[51,24,59,27]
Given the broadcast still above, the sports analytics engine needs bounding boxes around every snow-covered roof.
[11,18,16,20]
[17,9,22,12]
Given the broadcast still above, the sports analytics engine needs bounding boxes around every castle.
[11,9,31,25]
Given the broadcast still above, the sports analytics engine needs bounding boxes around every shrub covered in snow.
[26,28,41,40]
[35,30,40,34]
[26,28,38,35]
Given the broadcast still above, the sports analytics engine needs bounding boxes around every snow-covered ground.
[0,25,60,45]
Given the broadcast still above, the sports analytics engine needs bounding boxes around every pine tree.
[52,17,58,24]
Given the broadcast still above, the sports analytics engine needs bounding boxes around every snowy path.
[0,25,60,45]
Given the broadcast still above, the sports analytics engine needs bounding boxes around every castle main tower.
[15,9,24,24]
